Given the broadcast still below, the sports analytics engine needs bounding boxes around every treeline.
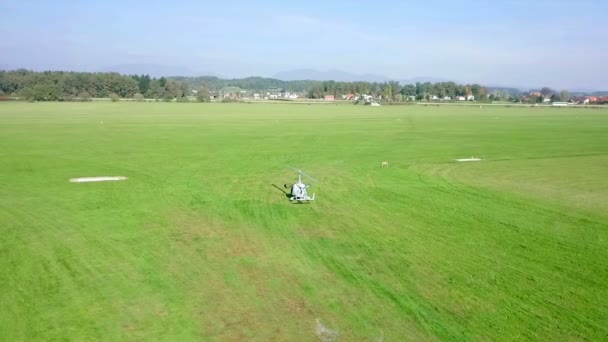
[0,70,321,100]
[306,81,492,101]
[168,76,495,101]
[1,69,502,102]
[168,76,314,93]
[0,70,195,101]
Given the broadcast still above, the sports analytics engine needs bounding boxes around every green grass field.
[1,102,607,340]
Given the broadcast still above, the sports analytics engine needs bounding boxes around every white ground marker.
[69,176,127,183]
[455,157,482,162]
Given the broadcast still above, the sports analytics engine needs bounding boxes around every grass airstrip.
[1,102,607,340]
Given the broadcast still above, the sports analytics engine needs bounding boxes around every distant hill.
[570,90,608,97]
[273,69,460,84]
[569,88,597,93]
[401,77,451,84]
[273,69,391,82]
[486,86,523,95]
[98,64,217,78]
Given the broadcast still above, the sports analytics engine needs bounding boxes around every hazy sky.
[1,0,607,89]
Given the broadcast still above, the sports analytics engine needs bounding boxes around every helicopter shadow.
[271,183,292,199]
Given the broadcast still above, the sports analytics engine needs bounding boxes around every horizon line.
[1,67,606,93]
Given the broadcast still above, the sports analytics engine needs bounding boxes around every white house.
[431,95,439,100]
[443,96,451,101]
[466,95,475,101]
[457,96,466,101]
[354,94,374,104]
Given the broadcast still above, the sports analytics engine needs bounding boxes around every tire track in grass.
[332,164,604,338]
[409,162,608,339]
[286,176,465,338]
[190,166,437,339]
[0,203,109,339]
[163,210,357,340]
[366,171,470,337]
[0,181,177,340]
[0,197,141,292]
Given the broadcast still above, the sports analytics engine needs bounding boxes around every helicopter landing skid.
[290,194,315,202]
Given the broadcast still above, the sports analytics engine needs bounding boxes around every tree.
[527,95,540,104]
[400,84,416,97]
[109,93,120,102]
[388,81,401,100]
[164,80,181,99]
[196,84,210,102]
[382,83,393,102]
[21,83,61,101]
[180,82,189,98]
[560,90,570,102]
[415,82,430,100]
[550,94,560,102]
[78,91,92,102]
[136,74,151,94]
[133,93,145,102]
[540,87,554,97]
[470,84,488,101]
[491,90,504,101]
[146,80,164,99]
[118,76,139,98]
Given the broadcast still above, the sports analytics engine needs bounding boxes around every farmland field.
[1,102,607,340]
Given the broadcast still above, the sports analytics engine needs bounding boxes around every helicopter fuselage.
[287,168,316,201]
[290,180,314,201]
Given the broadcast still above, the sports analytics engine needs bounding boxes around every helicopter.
[284,166,316,202]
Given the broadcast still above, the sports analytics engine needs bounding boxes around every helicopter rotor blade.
[300,171,318,182]
[286,165,318,182]
[287,165,300,173]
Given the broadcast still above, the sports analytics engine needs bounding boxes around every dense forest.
[0,69,524,102]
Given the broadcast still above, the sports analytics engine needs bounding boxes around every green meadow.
[1,102,607,340]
